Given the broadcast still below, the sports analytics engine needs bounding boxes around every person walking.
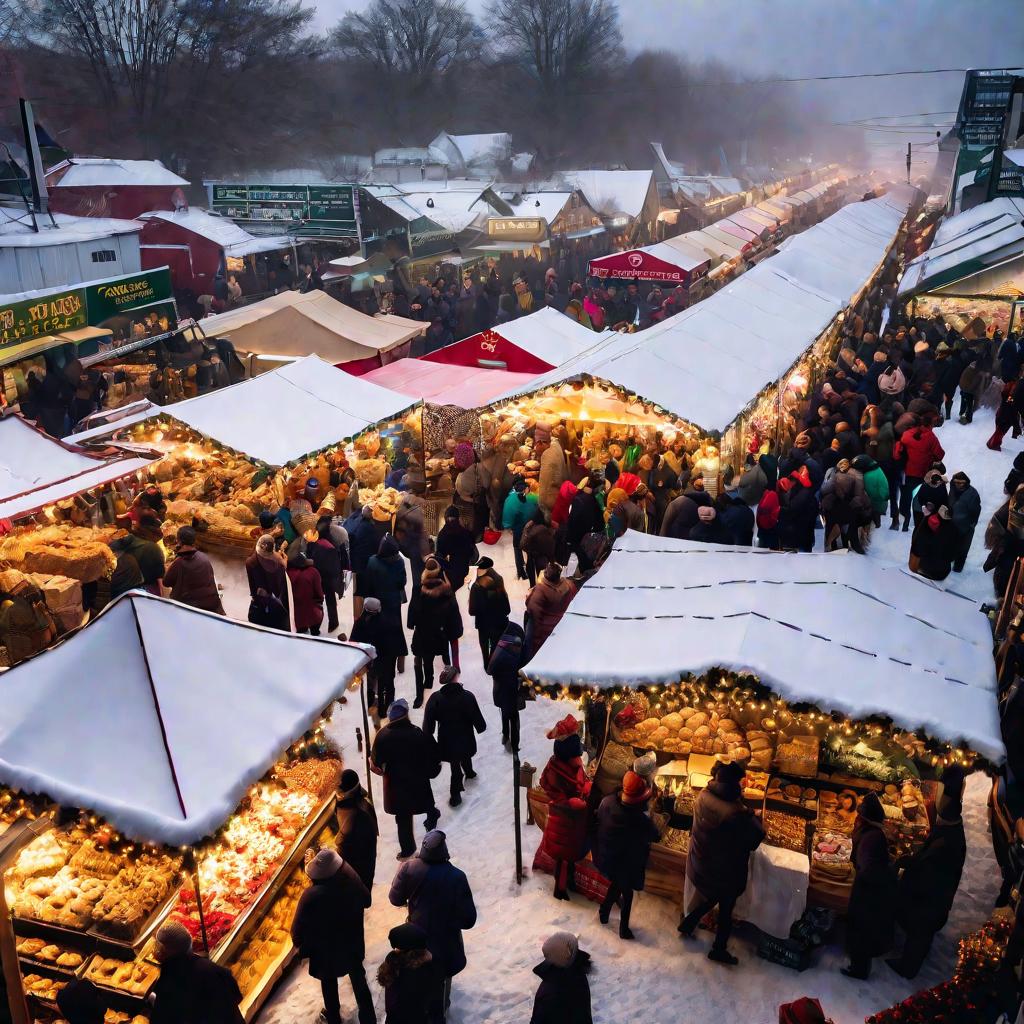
[529,932,593,1024]
[957,355,983,424]
[376,923,444,1024]
[291,848,376,1024]
[525,563,576,658]
[366,535,409,667]
[287,551,325,635]
[537,716,591,901]
[389,831,477,1024]
[503,478,537,580]
[409,558,462,707]
[163,526,223,612]
[435,506,476,593]
[520,507,556,587]
[909,504,957,581]
[678,761,764,965]
[842,792,897,980]
[150,920,244,1024]
[245,534,290,630]
[350,598,400,717]
[335,769,378,894]
[595,771,660,941]
[988,371,1022,451]
[948,471,981,573]
[307,520,346,634]
[894,422,944,531]
[488,621,526,752]
[467,557,510,667]
[423,666,487,807]
[370,699,441,860]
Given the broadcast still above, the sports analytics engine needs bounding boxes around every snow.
[0,415,152,521]
[0,591,371,845]
[246,402,1006,1023]
[514,192,574,227]
[559,170,655,220]
[481,306,616,368]
[432,132,513,171]
[64,400,161,445]
[370,184,500,234]
[163,354,417,466]
[526,534,1002,763]
[47,157,188,188]
[360,358,536,408]
[0,211,141,247]
[139,209,290,256]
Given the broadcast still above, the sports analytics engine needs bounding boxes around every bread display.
[763,810,809,854]
[22,972,67,1002]
[741,771,769,801]
[13,865,106,929]
[617,703,757,761]
[10,833,68,880]
[775,735,820,777]
[86,955,158,996]
[16,937,84,971]
[816,789,859,834]
[91,856,180,940]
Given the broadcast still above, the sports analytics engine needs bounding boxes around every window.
[90,249,116,263]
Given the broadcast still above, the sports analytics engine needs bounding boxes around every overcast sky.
[313,0,1023,168]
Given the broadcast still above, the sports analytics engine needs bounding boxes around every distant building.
[371,146,452,184]
[549,169,660,247]
[45,158,190,220]
[429,131,518,177]
[650,143,749,230]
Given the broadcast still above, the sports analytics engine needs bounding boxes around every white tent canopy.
[0,416,152,521]
[0,592,371,845]
[139,209,290,257]
[498,187,916,432]
[484,306,615,366]
[526,534,1003,764]
[163,354,415,465]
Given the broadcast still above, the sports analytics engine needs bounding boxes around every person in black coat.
[423,666,487,806]
[335,769,379,894]
[291,848,375,1024]
[888,774,967,979]
[488,621,526,752]
[371,700,441,858]
[718,491,755,546]
[689,504,732,545]
[350,597,402,716]
[376,923,444,1024]
[408,558,462,705]
[842,792,897,979]
[660,493,699,540]
[56,979,107,1024]
[435,507,476,592]
[530,931,593,1024]
[150,920,244,1024]
[679,761,764,965]
[467,557,510,666]
[565,479,603,562]
[307,520,346,633]
[777,469,819,552]
[596,771,660,940]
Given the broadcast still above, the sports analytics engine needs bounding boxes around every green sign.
[212,183,358,232]
[0,269,175,349]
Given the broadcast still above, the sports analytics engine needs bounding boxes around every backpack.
[0,578,57,666]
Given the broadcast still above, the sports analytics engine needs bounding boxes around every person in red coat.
[894,424,944,531]
[988,372,1022,452]
[287,552,325,634]
[537,715,591,900]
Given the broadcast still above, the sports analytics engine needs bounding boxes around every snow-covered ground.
[208,413,1013,1024]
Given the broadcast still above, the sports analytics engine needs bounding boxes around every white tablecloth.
[684,843,809,939]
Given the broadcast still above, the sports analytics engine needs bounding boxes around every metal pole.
[359,676,375,807]
[513,747,523,885]
[192,860,211,955]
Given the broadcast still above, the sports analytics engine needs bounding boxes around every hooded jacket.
[286,555,324,631]
[377,947,443,1024]
[423,679,487,762]
[163,548,221,611]
[686,782,764,902]
[409,571,462,656]
[526,576,576,652]
[895,426,944,478]
[737,463,768,505]
[468,569,511,636]
[488,623,525,712]
[530,951,593,1024]
[370,717,441,816]
[291,860,370,979]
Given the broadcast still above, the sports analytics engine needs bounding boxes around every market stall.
[587,239,711,287]
[0,590,371,1024]
[524,534,1002,925]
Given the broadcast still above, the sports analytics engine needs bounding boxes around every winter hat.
[476,555,494,570]
[512,476,528,493]
[57,979,106,1024]
[697,505,716,522]
[338,769,362,800]
[419,829,449,863]
[859,791,884,823]
[305,477,321,492]
[543,562,563,583]
[547,715,580,740]
[293,509,317,535]
[388,698,410,722]
[306,847,342,881]
[362,596,382,615]
[713,759,745,800]
[621,770,653,805]
[779,997,827,1024]
[256,534,276,557]
[444,505,460,522]
[633,751,658,778]
[439,665,461,686]
[155,920,193,957]
[389,923,429,952]
[454,442,475,471]
[379,534,400,558]
[541,931,579,969]
[259,510,276,530]
[422,557,442,581]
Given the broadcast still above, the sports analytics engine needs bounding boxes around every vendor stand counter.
[0,755,343,1024]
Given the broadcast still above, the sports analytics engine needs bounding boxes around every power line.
[706,66,1020,85]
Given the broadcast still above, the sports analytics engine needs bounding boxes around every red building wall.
[47,184,183,221]
[138,220,222,294]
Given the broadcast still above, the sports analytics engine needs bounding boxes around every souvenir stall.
[0,591,372,1024]
[524,536,1002,931]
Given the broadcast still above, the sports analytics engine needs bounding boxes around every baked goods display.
[276,758,344,800]
[766,777,818,814]
[774,735,820,778]
[617,705,754,761]
[22,972,67,1002]
[811,830,853,866]
[881,779,926,822]
[763,810,808,854]
[816,789,859,834]
[90,855,181,941]
[0,524,120,583]
[13,865,106,929]
[86,955,158,996]
[657,827,690,855]
[103,1010,149,1024]
[741,770,769,802]
[16,937,85,972]
[10,833,68,881]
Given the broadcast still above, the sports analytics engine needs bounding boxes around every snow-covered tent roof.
[479,306,613,366]
[194,289,425,365]
[46,158,188,188]
[558,170,655,220]
[365,182,502,234]
[526,534,1003,764]
[497,187,915,432]
[514,192,574,227]
[361,357,535,408]
[139,209,290,256]
[0,415,153,521]
[0,592,372,844]
[65,400,161,445]
[0,212,141,247]
[163,354,416,466]
[898,197,1024,297]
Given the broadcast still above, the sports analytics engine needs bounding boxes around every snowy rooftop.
[513,192,573,226]
[471,306,614,368]
[0,210,141,247]
[373,146,450,166]
[0,592,371,845]
[526,533,1003,763]
[362,358,535,408]
[558,170,654,219]
[498,187,916,432]
[365,182,500,233]
[434,132,512,169]
[46,157,188,188]
[139,209,290,256]
[0,415,152,521]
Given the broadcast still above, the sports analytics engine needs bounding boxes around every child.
[377,923,443,1024]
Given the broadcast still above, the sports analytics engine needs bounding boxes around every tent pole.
[513,746,523,886]
[192,860,210,955]
[359,676,375,808]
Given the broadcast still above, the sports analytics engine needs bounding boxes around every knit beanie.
[362,597,382,614]
[156,920,193,956]
[389,923,429,952]
[439,665,460,686]
[259,510,276,530]
[477,555,495,570]
[338,769,362,800]
[541,931,578,969]
[419,829,449,863]
[306,847,342,881]
[633,751,657,778]
[621,770,652,805]
[388,698,409,722]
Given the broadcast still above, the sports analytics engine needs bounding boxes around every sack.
[482,528,501,545]
[0,581,57,665]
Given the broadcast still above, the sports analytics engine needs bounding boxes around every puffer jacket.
[895,426,944,478]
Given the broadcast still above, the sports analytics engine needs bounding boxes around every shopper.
[596,771,660,940]
[111,512,165,595]
[525,562,576,658]
[503,477,537,579]
[409,557,462,706]
[488,621,527,752]
[423,666,487,807]
[370,699,441,860]
[521,506,556,587]
[389,831,477,1024]
[291,848,376,1024]
[467,556,510,666]
[56,979,108,1024]
[150,920,244,1024]
[842,792,897,980]
[350,598,398,716]
[163,526,223,613]
[287,551,325,635]
[529,931,593,1024]
[245,534,290,630]
[335,769,379,894]
[376,923,444,1024]
[435,506,476,592]
[948,471,981,573]
[307,520,346,633]
[894,422,944,531]
[679,761,764,965]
